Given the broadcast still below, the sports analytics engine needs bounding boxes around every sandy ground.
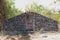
[0,32,60,40]
[30,32,60,40]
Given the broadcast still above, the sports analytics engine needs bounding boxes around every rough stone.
[3,12,58,35]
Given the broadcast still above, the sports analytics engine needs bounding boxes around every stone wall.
[2,12,58,35]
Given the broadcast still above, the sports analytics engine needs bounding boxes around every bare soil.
[0,32,60,40]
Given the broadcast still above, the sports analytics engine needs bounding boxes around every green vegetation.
[0,0,23,30]
[0,0,23,20]
[0,0,60,31]
[26,3,60,31]
[5,0,23,19]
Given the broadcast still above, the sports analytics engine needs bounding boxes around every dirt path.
[30,32,60,40]
[0,32,60,40]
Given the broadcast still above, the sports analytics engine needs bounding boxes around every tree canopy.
[0,0,60,31]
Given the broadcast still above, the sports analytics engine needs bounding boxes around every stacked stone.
[35,13,58,31]
[3,12,58,35]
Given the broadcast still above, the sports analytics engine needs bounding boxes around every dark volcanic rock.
[3,12,58,34]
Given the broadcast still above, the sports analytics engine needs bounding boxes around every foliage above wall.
[0,0,60,31]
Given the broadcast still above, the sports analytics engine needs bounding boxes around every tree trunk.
[0,0,6,31]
